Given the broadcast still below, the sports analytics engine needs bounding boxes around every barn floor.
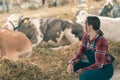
[0,0,120,80]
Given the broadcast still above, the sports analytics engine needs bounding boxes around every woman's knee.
[79,73,89,80]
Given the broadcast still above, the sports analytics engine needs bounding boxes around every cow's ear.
[23,17,30,23]
[19,17,30,25]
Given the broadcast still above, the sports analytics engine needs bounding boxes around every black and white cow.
[2,14,84,48]
[99,0,120,18]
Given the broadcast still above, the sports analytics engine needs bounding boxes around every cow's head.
[2,14,30,31]
[2,14,43,47]
[18,18,44,47]
[71,22,84,40]
[2,14,22,30]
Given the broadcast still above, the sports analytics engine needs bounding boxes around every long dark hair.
[86,16,104,36]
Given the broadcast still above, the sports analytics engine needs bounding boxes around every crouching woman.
[67,16,114,80]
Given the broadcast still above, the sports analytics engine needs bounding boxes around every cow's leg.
[0,51,31,61]
[50,45,70,50]
[19,52,32,58]
[0,49,3,59]
[5,46,32,60]
[4,51,19,60]
[18,47,32,58]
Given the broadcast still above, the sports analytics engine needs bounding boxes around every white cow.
[0,29,32,60]
[76,10,120,42]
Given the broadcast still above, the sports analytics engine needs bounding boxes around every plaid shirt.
[71,33,111,72]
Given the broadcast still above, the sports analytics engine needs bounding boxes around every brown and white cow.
[2,14,84,49]
[0,29,32,60]
[2,14,42,47]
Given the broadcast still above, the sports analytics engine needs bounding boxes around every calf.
[0,29,32,60]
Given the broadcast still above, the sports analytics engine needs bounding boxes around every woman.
[67,16,114,80]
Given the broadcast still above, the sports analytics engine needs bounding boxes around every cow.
[76,9,120,42]
[0,29,32,60]
[99,0,120,18]
[38,18,84,49]
[39,18,83,43]
[2,14,84,49]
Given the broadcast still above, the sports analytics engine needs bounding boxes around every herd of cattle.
[0,0,120,60]
[1,14,84,60]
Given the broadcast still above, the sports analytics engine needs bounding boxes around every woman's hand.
[67,64,74,74]
[76,69,83,75]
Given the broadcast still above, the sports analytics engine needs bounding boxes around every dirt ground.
[0,0,120,80]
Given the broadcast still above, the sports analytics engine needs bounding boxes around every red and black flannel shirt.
[71,33,111,72]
